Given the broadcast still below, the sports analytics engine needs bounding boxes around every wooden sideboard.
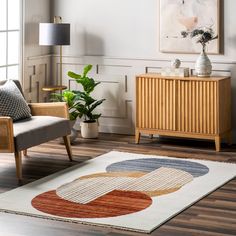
[135,74,232,151]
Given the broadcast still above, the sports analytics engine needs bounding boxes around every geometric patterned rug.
[0,151,235,233]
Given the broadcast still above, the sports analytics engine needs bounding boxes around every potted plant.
[51,90,80,143]
[67,64,105,138]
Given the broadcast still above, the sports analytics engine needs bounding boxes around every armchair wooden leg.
[63,136,73,161]
[14,151,22,181]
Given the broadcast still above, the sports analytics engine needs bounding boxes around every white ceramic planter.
[80,121,98,138]
[195,48,212,77]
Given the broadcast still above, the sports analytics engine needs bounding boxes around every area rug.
[0,151,235,233]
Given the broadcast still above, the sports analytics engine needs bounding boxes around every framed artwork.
[159,0,220,54]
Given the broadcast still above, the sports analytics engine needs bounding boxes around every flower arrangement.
[181,27,218,50]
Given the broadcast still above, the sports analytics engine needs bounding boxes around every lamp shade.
[39,23,70,46]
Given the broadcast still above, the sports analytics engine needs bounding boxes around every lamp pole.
[55,16,63,86]
[60,45,63,86]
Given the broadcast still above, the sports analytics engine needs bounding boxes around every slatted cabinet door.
[136,76,177,131]
[176,80,218,135]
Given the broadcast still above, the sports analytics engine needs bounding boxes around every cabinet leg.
[135,130,140,144]
[215,136,221,152]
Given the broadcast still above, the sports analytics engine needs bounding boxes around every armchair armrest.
[28,102,69,119]
[0,117,14,153]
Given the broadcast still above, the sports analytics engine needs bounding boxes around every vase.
[195,47,212,77]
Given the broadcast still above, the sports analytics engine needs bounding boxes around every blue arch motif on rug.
[106,158,209,177]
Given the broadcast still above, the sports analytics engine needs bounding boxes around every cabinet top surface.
[136,73,230,82]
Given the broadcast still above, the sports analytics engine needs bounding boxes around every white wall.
[52,0,236,61]
[24,0,51,57]
[23,0,51,102]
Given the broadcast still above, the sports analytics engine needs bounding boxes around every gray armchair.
[0,80,72,181]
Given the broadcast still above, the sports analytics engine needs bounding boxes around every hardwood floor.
[0,133,235,236]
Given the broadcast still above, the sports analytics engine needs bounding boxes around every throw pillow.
[0,80,31,121]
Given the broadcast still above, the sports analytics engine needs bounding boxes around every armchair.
[0,80,72,181]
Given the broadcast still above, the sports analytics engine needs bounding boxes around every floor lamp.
[39,16,70,92]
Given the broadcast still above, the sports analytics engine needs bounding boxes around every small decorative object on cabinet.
[135,74,232,151]
[170,58,181,68]
[161,58,189,77]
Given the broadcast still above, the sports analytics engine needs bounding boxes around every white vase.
[80,121,99,138]
[195,47,212,77]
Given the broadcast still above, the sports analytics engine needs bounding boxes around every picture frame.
[159,0,220,54]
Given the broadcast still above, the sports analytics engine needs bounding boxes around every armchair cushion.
[13,116,71,151]
[0,80,31,121]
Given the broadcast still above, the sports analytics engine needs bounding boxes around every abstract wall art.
[160,0,220,53]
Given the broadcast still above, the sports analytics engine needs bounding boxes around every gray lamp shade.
[39,23,70,45]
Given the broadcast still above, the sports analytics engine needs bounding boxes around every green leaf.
[81,93,95,105]
[88,99,106,113]
[69,110,79,120]
[68,71,81,79]
[62,91,76,108]
[83,64,93,77]
[91,114,101,120]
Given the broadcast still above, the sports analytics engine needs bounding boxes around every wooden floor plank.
[0,133,235,236]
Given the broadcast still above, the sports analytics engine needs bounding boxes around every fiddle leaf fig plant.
[68,64,105,122]
[51,65,105,123]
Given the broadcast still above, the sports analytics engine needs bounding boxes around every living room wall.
[24,0,51,102]
[24,0,51,58]
[52,0,236,61]
[24,0,236,142]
